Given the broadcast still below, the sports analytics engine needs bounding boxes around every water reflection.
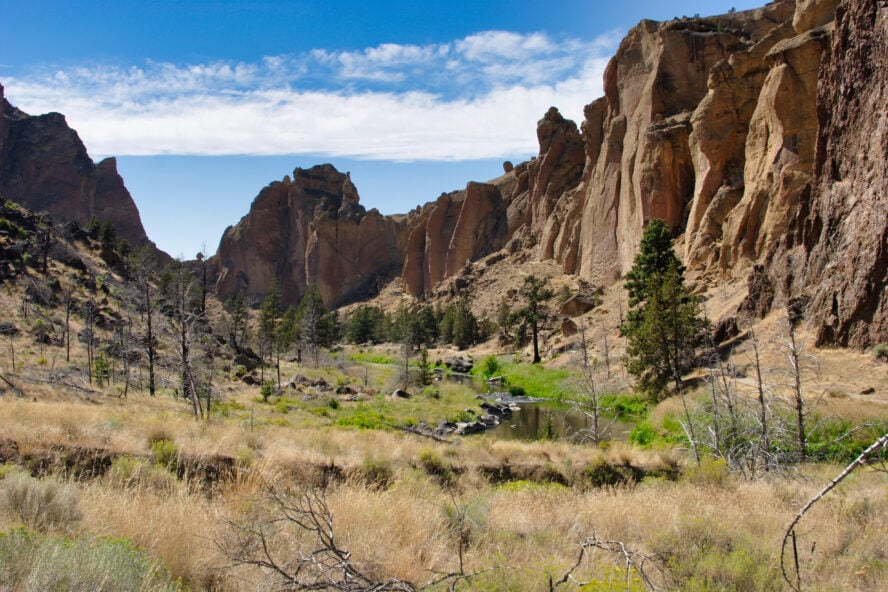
[485,401,633,441]
[440,373,632,441]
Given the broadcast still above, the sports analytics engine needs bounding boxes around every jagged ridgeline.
[208,0,885,348]
[1,0,885,348]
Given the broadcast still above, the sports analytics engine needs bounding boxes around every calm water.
[443,374,633,441]
[485,400,633,441]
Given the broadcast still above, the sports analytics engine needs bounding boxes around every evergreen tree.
[345,305,386,344]
[297,284,328,366]
[511,275,553,363]
[621,219,708,399]
[259,279,282,387]
[624,218,682,306]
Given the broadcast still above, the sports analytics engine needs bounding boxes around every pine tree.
[621,219,708,400]
[259,279,282,387]
[511,275,553,363]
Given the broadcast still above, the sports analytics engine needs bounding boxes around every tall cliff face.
[213,165,404,307]
[0,83,152,248]
[801,0,887,347]
[211,0,886,348]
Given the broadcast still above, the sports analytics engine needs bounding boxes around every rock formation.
[213,165,403,307]
[801,0,887,347]
[210,0,886,348]
[0,83,153,248]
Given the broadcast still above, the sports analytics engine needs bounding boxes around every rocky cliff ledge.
[0,83,153,248]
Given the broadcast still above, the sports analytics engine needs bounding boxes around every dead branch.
[0,373,23,396]
[780,432,888,591]
[222,485,509,591]
[550,530,662,591]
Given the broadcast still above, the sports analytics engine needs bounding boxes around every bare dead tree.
[572,318,616,445]
[222,486,504,592]
[780,432,888,592]
[773,314,819,463]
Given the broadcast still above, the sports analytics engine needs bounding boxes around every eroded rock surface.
[0,83,152,248]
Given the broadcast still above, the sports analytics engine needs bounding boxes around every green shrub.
[336,409,390,430]
[0,473,81,532]
[417,448,454,485]
[600,393,648,418]
[260,380,276,403]
[149,439,179,470]
[872,343,888,362]
[683,456,730,488]
[235,447,255,468]
[422,385,440,399]
[628,421,658,447]
[652,517,782,591]
[359,457,393,489]
[508,385,526,397]
[480,355,501,379]
[806,418,888,463]
[327,397,340,410]
[109,456,175,492]
[0,527,183,592]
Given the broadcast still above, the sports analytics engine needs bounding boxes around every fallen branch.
[780,432,888,591]
[0,373,23,396]
[550,531,662,591]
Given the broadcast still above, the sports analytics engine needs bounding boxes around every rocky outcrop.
[210,0,886,349]
[0,83,152,248]
[213,165,403,307]
[802,0,887,347]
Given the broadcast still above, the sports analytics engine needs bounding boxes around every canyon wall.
[210,0,886,348]
[0,83,153,248]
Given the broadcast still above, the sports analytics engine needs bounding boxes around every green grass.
[493,361,575,400]
[348,351,398,365]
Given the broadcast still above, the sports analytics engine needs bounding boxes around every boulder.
[445,355,474,373]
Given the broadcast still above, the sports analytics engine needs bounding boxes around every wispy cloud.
[3,30,618,161]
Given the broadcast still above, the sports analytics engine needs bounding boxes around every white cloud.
[3,30,618,161]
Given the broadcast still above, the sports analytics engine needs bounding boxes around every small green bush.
[652,517,782,591]
[628,421,658,447]
[149,439,179,470]
[480,355,501,379]
[336,409,390,430]
[260,380,276,403]
[417,448,454,485]
[359,457,393,489]
[0,473,81,532]
[683,456,730,488]
[600,393,648,418]
[109,456,175,492]
[872,343,888,362]
[235,447,255,468]
[508,385,526,397]
[0,527,183,592]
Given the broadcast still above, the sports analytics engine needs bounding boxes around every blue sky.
[1,0,762,258]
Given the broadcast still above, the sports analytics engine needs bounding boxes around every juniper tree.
[621,219,708,400]
[511,275,553,363]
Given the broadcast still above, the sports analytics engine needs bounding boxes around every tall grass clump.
[0,472,81,532]
[0,527,183,592]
